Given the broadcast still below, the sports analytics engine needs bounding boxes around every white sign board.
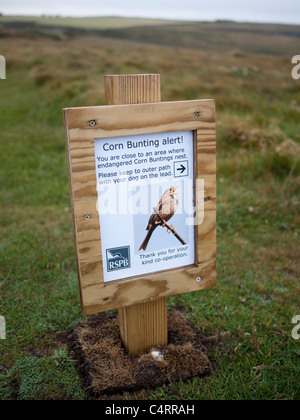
[95,130,195,283]
[64,98,216,314]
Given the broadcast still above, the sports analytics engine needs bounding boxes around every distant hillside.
[0,16,299,55]
[0,15,179,29]
[96,21,300,55]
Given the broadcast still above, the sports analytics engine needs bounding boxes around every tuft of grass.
[267,152,300,179]
[218,115,284,149]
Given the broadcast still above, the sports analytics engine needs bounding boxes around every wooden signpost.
[63,74,216,356]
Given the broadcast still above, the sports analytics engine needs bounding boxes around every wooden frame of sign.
[63,97,216,316]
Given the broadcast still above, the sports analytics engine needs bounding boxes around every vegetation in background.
[0,15,179,30]
[0,20,299,399]
[1,16,300,55]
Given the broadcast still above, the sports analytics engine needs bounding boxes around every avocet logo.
[106,246,131,272]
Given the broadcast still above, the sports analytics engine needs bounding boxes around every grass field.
[0,18,299,400]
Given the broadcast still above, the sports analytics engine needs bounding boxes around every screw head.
[84,215,91,221]
[194,112,200,118]
[89,120,96,127]
[196,276,201,282]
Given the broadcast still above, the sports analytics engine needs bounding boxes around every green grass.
[0,27,299,399]
[0,352,85,399]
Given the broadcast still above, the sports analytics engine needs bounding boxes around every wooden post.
[104,74,168,357]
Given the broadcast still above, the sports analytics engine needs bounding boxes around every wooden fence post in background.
[104,74,168,357]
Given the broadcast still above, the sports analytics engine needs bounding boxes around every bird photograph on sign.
[139,186,184,252]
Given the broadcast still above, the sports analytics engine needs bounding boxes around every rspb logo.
[106,246,131,272]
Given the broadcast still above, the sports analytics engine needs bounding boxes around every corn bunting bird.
[139,187,178,251]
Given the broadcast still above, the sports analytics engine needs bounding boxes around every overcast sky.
[1,0,300,25]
